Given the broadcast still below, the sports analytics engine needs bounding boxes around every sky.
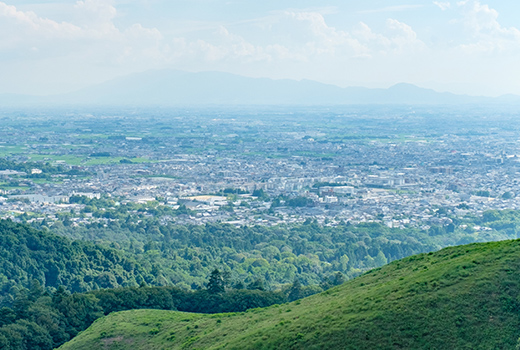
[1,0,520,97]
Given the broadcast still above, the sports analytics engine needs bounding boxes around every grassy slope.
[60,239,520,350]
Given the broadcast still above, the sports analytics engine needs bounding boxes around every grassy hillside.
[59,239,520,350]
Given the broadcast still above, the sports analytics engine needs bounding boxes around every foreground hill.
[60,239,520,350]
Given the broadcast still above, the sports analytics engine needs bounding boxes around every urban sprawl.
[1,105,519,231]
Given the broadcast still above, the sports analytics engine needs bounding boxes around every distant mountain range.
[1,70,519,106]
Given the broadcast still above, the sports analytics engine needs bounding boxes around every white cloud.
[0,1,176,94]
[166,11,364,65]
[283,11,367,57]
[156,10,429,88]
[73,0,118,37]
[168,26,274,64]
[457,0,520,53]
[385,18,426,53]
[0,1,166,62]
[154,9,429,77]
[261,11,425,59]
[349,18,426,57]
[358,5,425,14]
[0,2,81,39]
[433,2,451,11]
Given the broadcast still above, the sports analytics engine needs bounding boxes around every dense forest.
[2,208,520,349]
[0,279,292,350]
[28,202,520,292]
[5,206,520,301]
[5,207,520,300]
[0,220,150,306]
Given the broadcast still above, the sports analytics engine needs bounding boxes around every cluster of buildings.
[1,108,520,229]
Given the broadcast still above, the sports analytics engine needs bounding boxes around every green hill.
[59,239,520,350]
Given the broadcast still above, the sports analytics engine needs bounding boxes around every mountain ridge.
[1,70,518,106]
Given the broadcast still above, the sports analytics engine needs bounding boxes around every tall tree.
[207,269,225,294]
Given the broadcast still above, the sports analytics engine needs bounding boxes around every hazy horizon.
[1,1,520,97]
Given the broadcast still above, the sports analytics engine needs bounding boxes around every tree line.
[0,269,332,350]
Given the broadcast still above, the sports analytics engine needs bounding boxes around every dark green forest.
[0,220,149,306]
[28,202,520,292]
[2,208,520,349]
[6,206,520,300]
[0,280,290,350]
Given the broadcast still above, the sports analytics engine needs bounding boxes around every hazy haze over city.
[1,0,520,97]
